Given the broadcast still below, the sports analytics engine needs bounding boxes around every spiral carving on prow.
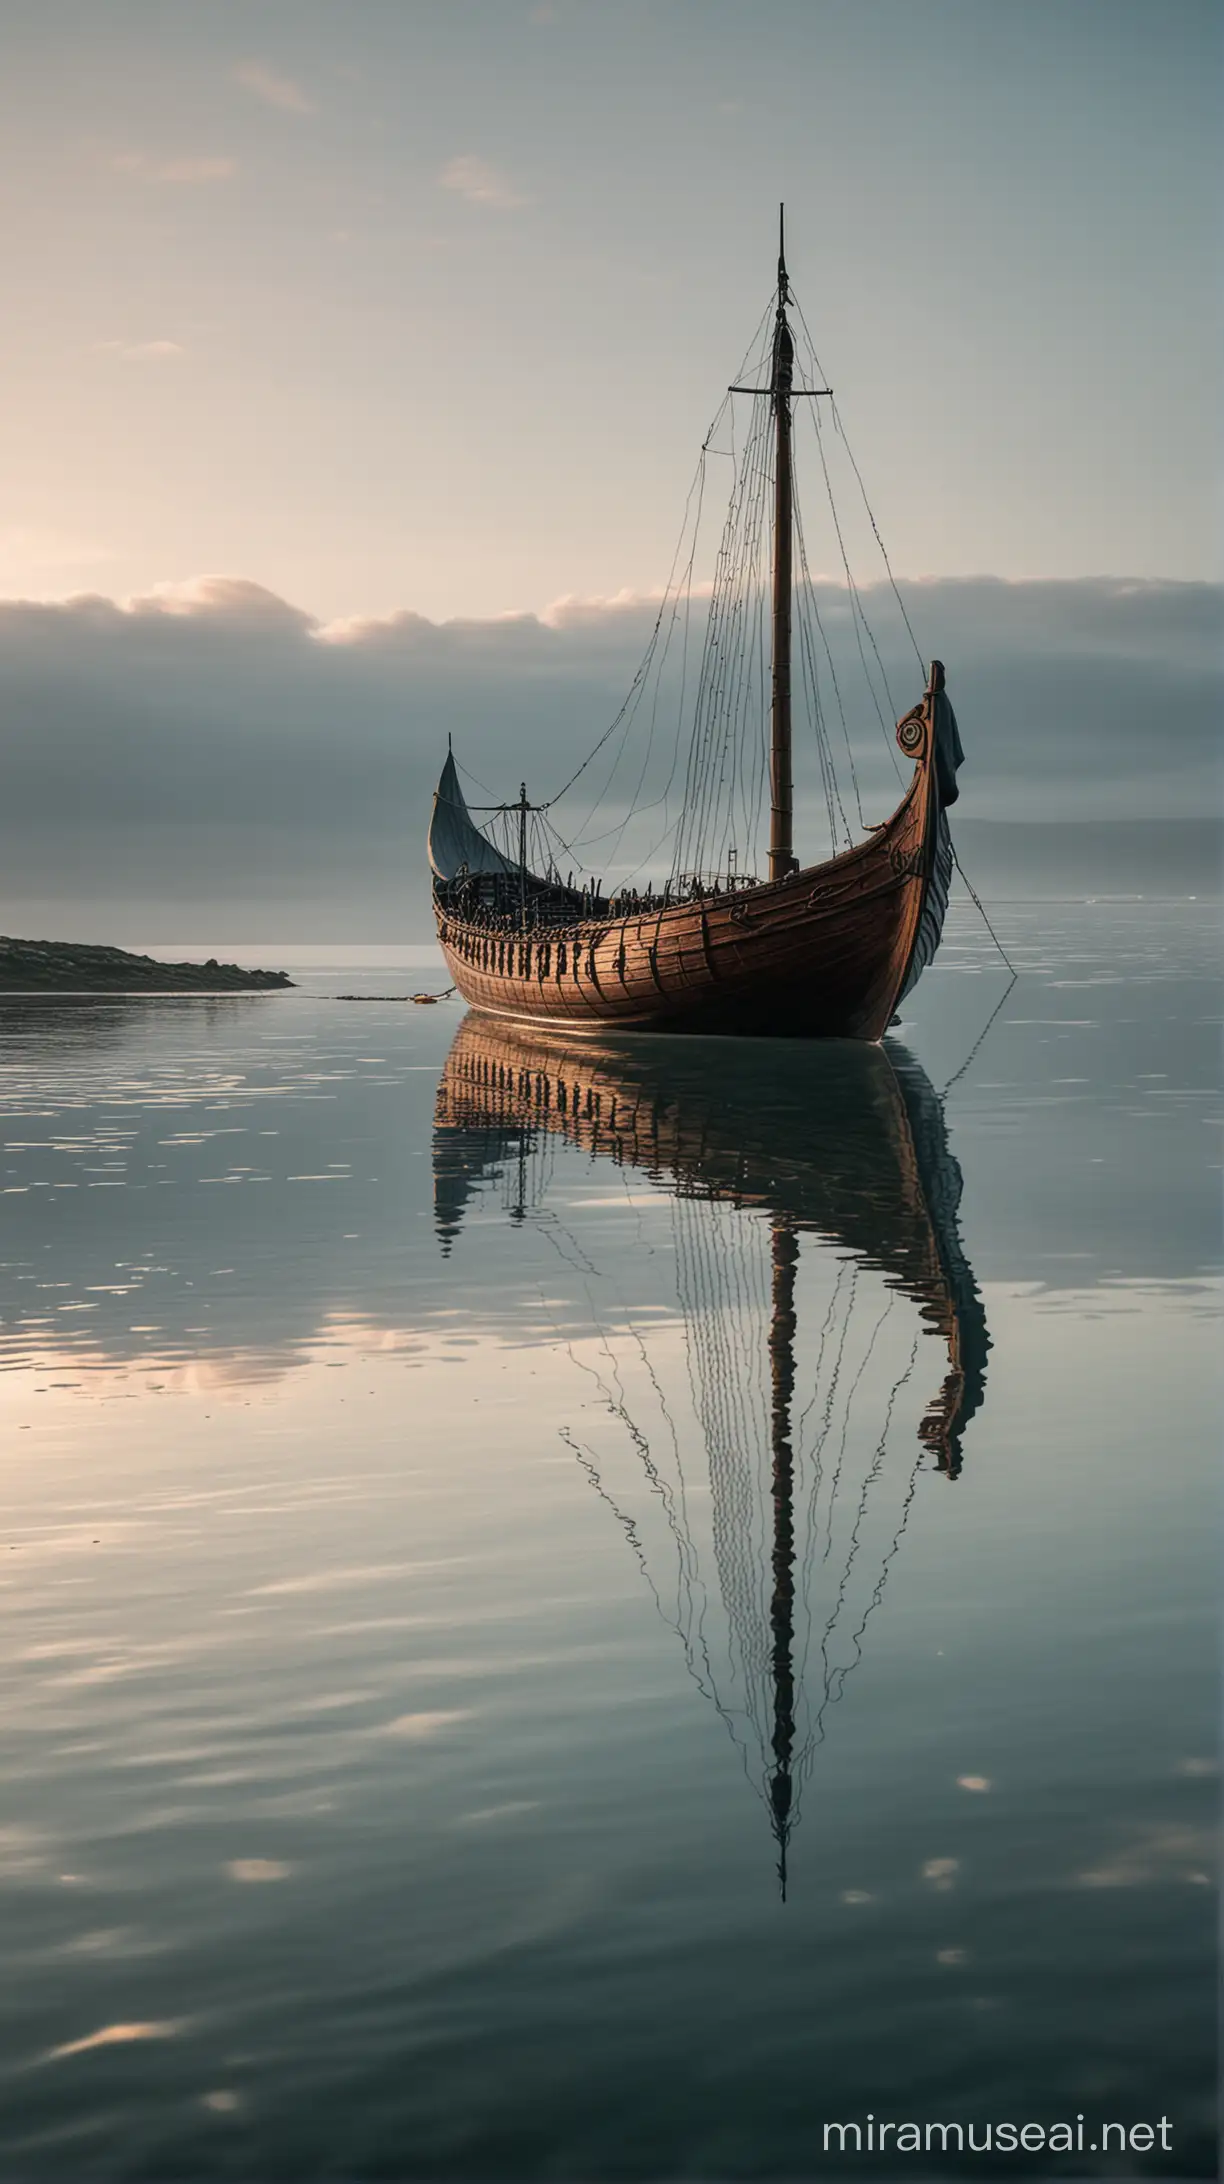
[896,710,926,757]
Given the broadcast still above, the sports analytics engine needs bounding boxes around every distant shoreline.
[0,936,293,994]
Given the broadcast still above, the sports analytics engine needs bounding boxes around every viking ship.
[433,1017,989,1886]
[428,211,965,1040]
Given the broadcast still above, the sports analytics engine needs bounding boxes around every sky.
[0,0,1218,618]
[0,0,1219,936]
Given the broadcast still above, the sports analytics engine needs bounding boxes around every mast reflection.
[433,1018,990,1887]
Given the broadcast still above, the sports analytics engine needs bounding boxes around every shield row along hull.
[433,701,940,1043]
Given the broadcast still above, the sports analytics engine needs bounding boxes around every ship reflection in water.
[433,1017,989,1892]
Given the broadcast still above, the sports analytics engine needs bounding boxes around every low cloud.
[0,576,1217,937]
[233,61,316,114]
[94,339,185,363]
[111,152,237,184]
[439,155,529,210]
[120,575,313,630]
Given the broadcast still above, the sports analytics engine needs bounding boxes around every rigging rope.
[469,272,934,894]
[831,400,926,676]
[810,398,899,747]
[789,287,926,677]
[792,479,861,841]
[546,304,775,818]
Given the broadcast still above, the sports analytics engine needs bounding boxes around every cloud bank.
[0,576,1217,938]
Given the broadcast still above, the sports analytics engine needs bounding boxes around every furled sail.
[900,674,965,1001]
[427,752,518,882]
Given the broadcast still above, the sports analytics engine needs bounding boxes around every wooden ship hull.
[434,685,943,1043]
[428,215,966,1045]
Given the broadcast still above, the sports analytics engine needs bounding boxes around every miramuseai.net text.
[821,2117,1175,2157]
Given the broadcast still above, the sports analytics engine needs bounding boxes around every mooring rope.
[951,844,1017,976]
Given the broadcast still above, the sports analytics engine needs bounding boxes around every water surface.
[0,904,1217,2179]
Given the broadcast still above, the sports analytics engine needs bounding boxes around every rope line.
[951,845,1017,975]
[450,270,937,900]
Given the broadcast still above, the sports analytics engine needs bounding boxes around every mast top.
[777,201,789,308]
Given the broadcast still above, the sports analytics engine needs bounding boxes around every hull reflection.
[433,1017,991,1885]
[435,1020,987,1474]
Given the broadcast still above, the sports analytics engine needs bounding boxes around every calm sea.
[0,903,1217,2180]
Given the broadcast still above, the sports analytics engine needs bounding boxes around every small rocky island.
[0,936,293,993]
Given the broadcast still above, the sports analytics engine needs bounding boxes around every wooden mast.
[769,204,797,883]
[766,1217,798,1896]
[517,782,529,930]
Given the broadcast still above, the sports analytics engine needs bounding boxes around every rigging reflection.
[432,1017,990,1890]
